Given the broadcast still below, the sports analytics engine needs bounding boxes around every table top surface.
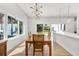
[26,37,51,42]
[26,33,52,42]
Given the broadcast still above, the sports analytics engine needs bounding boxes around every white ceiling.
[17,3,79,18]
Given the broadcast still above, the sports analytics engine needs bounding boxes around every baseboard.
[7,40,25,55]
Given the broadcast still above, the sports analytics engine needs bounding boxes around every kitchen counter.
[54,32,79,39]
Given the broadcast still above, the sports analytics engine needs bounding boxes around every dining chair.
[33,34,44,56]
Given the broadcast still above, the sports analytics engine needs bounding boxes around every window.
[60,24,65,31]
[7,16,18,38]
[52,24,59,32]
[0,14,24,39]
[19,21,23,34]
[52,24,65,33]
[0,13,4,40]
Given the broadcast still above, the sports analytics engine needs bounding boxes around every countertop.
[54,32,79,39]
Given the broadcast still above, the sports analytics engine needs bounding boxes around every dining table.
[25,33,52,56]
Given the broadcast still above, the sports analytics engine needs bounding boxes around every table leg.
[26,42,28,56]
[49,42,52,56]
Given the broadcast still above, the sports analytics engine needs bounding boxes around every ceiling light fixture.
[30,3,43,18]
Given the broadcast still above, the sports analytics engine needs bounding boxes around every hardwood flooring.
[8,42,72,56]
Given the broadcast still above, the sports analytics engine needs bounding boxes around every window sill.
[7,34,24,40]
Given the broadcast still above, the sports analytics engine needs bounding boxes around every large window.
[52,24,65,33]
[7,16,18,38]
[0,14,24,39]
[0,13,4,40]
[19,21,23,34]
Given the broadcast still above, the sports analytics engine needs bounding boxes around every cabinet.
[0,41,7,56]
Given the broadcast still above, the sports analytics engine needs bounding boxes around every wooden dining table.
[25,39,52,56]
[25,33,52,56]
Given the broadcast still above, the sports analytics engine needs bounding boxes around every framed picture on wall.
[37,24,43,32]
[44,24,50,33]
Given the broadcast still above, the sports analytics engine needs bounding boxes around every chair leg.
[33,43,35,56]
[33,50,34,56]
[42,47,43,56]
[42,51,43,56]
[33,49,34,56]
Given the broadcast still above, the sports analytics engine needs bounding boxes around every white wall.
[65,18,76,33]
[0,4,28,52]
[28,17,74,34]
[77,15,79,34]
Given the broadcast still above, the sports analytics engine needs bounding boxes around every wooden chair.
[33,34,44,56]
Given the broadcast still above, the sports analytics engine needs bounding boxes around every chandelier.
[30,3,43,17]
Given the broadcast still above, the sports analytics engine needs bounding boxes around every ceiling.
[17,3,79,18]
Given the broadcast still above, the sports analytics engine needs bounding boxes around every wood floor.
[53,42,72,56]
[8,42,72,56]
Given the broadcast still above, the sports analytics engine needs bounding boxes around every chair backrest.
[28,32,32,40]
[33,34,44,49]
[33,34,44,41]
